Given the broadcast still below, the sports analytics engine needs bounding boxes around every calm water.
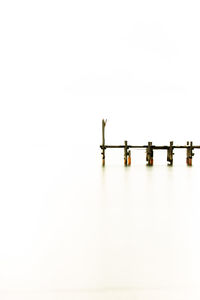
[1,151,200,299]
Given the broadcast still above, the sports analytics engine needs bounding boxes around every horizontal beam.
[100,145,200,150]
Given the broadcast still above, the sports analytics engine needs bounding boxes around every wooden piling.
[124,140,128,166]
[167,141,174,166]
[128,150,131,166]
[102,119,106,166]
[146,142,153,166]
[186,141,194,166]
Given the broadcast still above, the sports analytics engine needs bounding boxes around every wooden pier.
[100,119,198,166]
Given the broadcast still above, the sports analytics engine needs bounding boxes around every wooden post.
[167,141,174,166]
[186,141,194,166]
[102,119,106,166]
[186,141,189,165]
[190,141,193,166]
[124,140,128,166]
[146,142,153,166]
[128,150,131,166]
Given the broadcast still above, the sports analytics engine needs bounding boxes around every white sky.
[1,0,200,153]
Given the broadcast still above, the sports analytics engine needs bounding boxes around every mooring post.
[167,141,174,166]
[186,141,194,166]
[186,141,189,166]
[128,150,131,166]
[124,140,128,166]
[101,119,107,166]
[146,142,153,166]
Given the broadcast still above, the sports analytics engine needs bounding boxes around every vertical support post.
[128,150,131,166]
[124,140,128,166]
[167,141,174,166]
[186,141,189,166]
[101,119,107,166]
[186,141,194,166]
[146,142,153,166]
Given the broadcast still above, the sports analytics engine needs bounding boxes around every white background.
[1,0,200,150]
[1,0,200,299]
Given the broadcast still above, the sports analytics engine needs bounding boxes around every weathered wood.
[101,119,106,166]
[100,120,200,165]
[146,142,153,166]
[167,141,174,165]
[124,141,128,166]
[100,145,125,149]
[128,150,131,166]
[186,141,194,166]
[100,145,200,149]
